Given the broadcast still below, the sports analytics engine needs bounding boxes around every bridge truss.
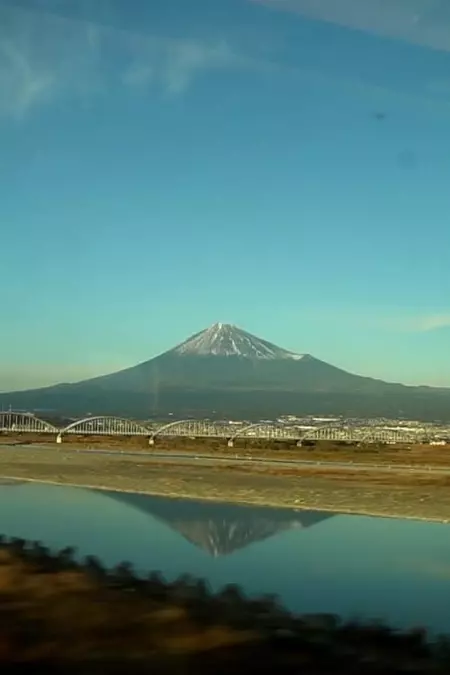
[228,423,303,446]
[299,426,426,445]
[0,411,436,446]
[227,424,426,446]
[0,411,58,434]
[56,416,151,443]
[149,420,232,444]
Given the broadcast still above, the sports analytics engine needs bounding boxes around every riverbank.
[1,446,450,521]
[0,535,448,673]
[4,433,450,466]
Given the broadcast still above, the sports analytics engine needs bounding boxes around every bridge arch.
[151,420,191,439]
[300,425,351,443]
[0,411,58,434]
[57,416,151,443]
[228,423,302,447]
[150,419,227,444]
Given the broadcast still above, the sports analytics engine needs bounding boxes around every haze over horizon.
[1,0,450,391]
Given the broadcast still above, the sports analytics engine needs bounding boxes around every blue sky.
[1,0,450,390]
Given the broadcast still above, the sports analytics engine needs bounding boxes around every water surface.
[0,481,449,632]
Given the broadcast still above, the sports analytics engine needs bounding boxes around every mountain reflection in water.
[99,491,334,557]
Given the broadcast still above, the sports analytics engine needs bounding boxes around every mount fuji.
[1,323,450,420]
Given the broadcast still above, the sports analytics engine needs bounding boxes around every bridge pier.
[296,440,303,447]
[227,439,234,448]
[56,435,62,444]
[148,437,155,446]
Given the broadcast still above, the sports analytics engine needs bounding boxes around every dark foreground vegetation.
[1,536,449,673]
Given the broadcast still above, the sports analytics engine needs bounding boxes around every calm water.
[1,480,449,632]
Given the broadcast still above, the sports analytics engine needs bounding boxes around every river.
[0,480,449,632]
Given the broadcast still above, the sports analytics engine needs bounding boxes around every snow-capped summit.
[170,322,306,360]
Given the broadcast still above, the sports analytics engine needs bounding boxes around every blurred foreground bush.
[0,534,449,674]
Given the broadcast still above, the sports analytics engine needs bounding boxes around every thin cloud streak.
[0,3,263,118]
[295,309,450,333]
[394,314,450,332]
[122,37,246,96]
[366,313,450,333]
[0,31,55,118]
[0,4,105,118]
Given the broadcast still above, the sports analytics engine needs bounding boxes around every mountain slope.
[1,323,449,420]
[44,323,418,394]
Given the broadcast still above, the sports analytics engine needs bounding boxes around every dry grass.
[249,467,450,487]
[4,432,450,467]
[186,459,450,487]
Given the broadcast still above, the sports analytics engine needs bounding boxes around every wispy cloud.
[376,313,450,333]
[0,3,261,119]
[297,308,450,333]
[251,0,450,53]
[3,1,450,123]
[0,4,105,118]
[398,314,450,332]
[0,40,55,117]
[122,36,246,96]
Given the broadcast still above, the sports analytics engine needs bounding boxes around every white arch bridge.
[0,412,432,446]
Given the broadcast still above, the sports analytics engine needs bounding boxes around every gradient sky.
[1,0,450,391]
